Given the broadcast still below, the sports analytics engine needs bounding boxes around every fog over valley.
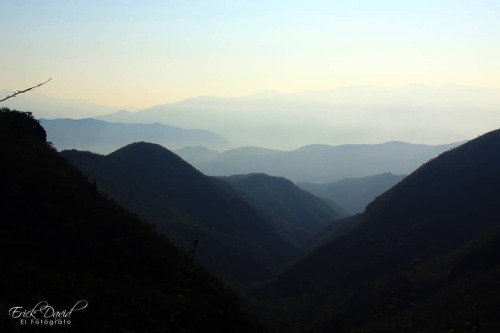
[5,84,499,150]
[2,1,500,332]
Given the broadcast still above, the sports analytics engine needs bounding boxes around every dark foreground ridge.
[0,108,263,332]
[62,141,301,285]
[258,128,500,332]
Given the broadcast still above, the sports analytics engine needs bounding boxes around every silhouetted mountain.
[259,129,500,332]
[0,108,262,332]
[298,172,406,214]
[177,141,458,183]
[41,118,229,153]
[220,173,345,247]
[62,144,299,284]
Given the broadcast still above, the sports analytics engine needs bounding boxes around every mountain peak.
[0,108,47,143]
[106,141,197,175]
[63,144,300,284]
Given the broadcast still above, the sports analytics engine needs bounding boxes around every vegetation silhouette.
[257,128,500,332]
[4,104,499,333]
[62,142,300,285]
[0,108,263,332]
[0,79,51,102]
[221,173,344,247]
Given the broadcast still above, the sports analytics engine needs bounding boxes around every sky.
[1,0,500,108]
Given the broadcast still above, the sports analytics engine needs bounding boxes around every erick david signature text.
[8,300,88,326]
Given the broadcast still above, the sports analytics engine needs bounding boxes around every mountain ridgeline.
[5,104,500,333]
[176,141,458,183]
[97,84,500,149]
[220,173,345,247]
[298,172,406,214]
[0,108,262,332]
[62,143,302,285]
[41,118,230,153]
[259,128,500,332]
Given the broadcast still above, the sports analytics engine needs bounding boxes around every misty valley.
[1,91,500,333]
[4,1,500,331]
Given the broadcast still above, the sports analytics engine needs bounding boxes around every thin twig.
[0,78,52,103]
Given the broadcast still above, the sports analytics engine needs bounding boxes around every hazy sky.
[1,0,500,108]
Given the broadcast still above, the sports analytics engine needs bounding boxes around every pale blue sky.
[1,0,500,107]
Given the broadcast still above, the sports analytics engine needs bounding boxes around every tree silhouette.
[0,78,52,103]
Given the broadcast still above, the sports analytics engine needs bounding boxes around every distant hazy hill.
[221,173,345,247]
[298,172,406,214]
[98,84,500,149]
[175,146,221,164]
[98,93,334,148]
[62,143,299,284]
[3,85,499,149]
[42,118,230,153]
[260,129,500,332]
[0,108,262,332]
[177,141,458,183]
[0,90,123,119]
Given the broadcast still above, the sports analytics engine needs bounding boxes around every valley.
[3,2,500,331]
[2,87,500,333]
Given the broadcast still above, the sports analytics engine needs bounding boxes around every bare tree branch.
[0,78,52,103]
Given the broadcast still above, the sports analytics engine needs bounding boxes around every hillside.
[0,108,262,332]
[259,129,500,332]
[221,173,345,247]
[177,141,458,183]
[298,172,406,214]
[62,144,300,284]
[41,118,229,153]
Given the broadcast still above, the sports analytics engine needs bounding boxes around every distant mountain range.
[298,172,406,214]
[41,118,230,153]
[258,128,500,332]
[4,84,497,150]
[98,84,500,149]
[177,141,459,183]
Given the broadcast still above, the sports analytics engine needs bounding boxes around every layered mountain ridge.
[62,143,302,284]
[221,173,344,247]
[0,108,262,332]
[42,117,230,153]
[177,141,459,183]
[258,129,500,332]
